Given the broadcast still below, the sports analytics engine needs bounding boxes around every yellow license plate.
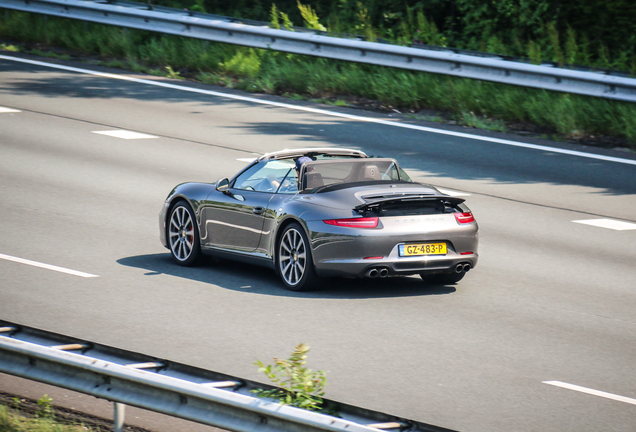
[399,243,447,256]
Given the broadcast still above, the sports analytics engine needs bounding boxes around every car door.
[203,159,295,253]
[203,190,273,252]
[255,174,299,258]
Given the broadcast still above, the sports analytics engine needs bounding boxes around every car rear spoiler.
[354,194,465,214]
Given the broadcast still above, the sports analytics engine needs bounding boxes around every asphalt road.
[1,53,636,432]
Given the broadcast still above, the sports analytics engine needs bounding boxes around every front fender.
[159,182,215,248]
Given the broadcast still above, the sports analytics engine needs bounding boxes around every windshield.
[233,159,297,193]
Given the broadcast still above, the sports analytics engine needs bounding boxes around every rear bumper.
[306,219,479,278]
[315,253,478,277]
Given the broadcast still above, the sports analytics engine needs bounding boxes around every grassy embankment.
[0,399,92,432]
[1,11,635,149]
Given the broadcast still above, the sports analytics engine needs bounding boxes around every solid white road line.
[0,107,20,113]
[2,54,636,166]
[92,130,158,139]
[572,219,636,230]
[236,158,257,162]
[0,253,99,278]
[543,381,636,406]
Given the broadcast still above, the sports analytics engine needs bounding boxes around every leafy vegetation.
[35,396,54,420]
[0,399,90,432]
[154,0,636,73]
[253,343,327,411]
[1,5,635,148]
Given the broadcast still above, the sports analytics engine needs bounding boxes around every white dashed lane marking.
[572,219,636,231]
[0,107,20,113]
[92,130,158,140]
[543,381,636,406]
[237,158,257,163]
[0,253,99,278]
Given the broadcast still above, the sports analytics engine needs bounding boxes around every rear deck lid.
[354,190,465,216]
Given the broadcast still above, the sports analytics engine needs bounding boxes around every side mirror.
[215,178,230,193]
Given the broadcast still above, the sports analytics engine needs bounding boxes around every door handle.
[252,207,265,215]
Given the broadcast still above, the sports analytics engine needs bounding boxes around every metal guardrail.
[0,322,453,432]
[1,0,636,103]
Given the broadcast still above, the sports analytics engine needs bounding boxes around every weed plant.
[1,11,635,147]
[253,343,326,411]
[35,395,54,420]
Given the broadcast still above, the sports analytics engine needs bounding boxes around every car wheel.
[168,201,202,266]
[277,223,317,291]
[420,271,466,284]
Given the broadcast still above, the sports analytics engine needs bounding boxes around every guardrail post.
[114,402,125,432]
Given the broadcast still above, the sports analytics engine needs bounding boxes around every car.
[159,148,478,291]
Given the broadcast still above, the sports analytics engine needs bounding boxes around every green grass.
[24,49,71,61]
[284,93,306,101]
[1,11,635,148]
[310,97,349,107]
[459,111,508,133]
[0,404,91,432]
[405,113,445,123]
[0,43,18,51]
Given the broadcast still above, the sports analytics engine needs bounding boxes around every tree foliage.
[150,0,635,71]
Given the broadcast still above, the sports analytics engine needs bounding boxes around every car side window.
[276,168,299,194]
[233,159,296,193]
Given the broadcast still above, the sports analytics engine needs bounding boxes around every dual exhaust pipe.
[365,262,471,278]
[455,263,472,273]
[365,267,389,278]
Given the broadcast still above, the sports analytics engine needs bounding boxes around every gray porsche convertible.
[159,148,478,291]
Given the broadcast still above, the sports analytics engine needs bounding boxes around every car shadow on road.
[117,253,456,299]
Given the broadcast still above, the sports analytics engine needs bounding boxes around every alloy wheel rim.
[169,206,194,261]
[279,228,306,286]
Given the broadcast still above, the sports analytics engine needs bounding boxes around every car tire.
[277,223,317,291]
[420,271,466,284]
[168,201,202,266]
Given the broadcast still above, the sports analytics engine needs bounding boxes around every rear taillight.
[323,217,379,228]
[454,212,475,224]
